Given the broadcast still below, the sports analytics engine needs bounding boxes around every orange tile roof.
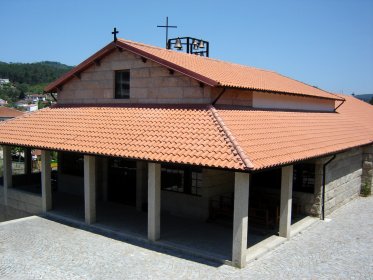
[45,39,343,101]
[0,105,245,170]
[217,95,373,169]
[0,106,24,118]
[0,96,371,171]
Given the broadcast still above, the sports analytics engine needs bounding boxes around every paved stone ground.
[0,196,372,280]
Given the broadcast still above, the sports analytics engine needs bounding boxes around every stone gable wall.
[58,50,212,104]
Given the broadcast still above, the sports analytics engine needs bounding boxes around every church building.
[0,37,372,268]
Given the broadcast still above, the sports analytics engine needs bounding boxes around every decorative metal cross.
[157,17,177,48]
[112,27,119,42]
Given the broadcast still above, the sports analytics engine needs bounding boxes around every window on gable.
[115,70,130,99]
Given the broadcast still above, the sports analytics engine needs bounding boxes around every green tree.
[0,83,20,103]
[17,82,29,100]
[38,100,51,109]
[29,83,47,94]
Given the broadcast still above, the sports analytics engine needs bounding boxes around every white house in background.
[22,104,38,112]
[0,99,7,106]
[25,94,46,103]
[15,101,38,112]
[0,78,10,85]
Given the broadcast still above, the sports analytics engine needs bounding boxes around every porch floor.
[49,192,276,261]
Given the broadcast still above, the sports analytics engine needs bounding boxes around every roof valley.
[208,106,254,170]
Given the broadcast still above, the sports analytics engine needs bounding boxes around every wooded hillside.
[0,61,72,85]
[0,61,73,104]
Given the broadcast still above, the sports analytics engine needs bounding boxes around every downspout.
[212,88,226,105]
[321,155,336,220]
[334,99,345,112]
[45,91,57,102]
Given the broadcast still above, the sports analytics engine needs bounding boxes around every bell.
[198,39,205,49]
[175,38,182,50]
[192,39,199,49]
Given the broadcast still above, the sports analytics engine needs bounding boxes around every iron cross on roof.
[157,17,177,48]
[112,27,119,42]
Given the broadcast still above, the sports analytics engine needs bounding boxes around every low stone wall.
[0,187,42,214]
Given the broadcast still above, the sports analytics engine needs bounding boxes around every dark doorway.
[108,158,136,206]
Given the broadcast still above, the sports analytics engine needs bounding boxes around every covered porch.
[1,145,318,268]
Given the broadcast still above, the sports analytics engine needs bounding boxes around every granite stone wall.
[58,50,212,105]
[293,148,363,217]
[324,148,362,216]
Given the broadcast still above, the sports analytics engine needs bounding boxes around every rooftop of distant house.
[0,106,24,118]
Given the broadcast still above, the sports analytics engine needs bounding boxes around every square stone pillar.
[2,145,12,206]
[148,162,161,241]
[279,165,293,239]
[136,161,146,211]
[232,172,250,268]
[24,148,32,175]
[41,150,52,212]
[84,155,96,224]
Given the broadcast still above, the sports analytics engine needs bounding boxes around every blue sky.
[1,0,372,95]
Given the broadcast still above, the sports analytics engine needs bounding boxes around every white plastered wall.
[252,91,335,111]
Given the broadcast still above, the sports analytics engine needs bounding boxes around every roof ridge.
[117,38,274,73]
[208,105,254,170]
[274,71,345,101]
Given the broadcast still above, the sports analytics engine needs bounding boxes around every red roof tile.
[45,39,343,101]
[0,96,371,171]
[0,104,245,170]
[216,95,373,169]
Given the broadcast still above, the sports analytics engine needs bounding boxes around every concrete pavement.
[0,196,372,279]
